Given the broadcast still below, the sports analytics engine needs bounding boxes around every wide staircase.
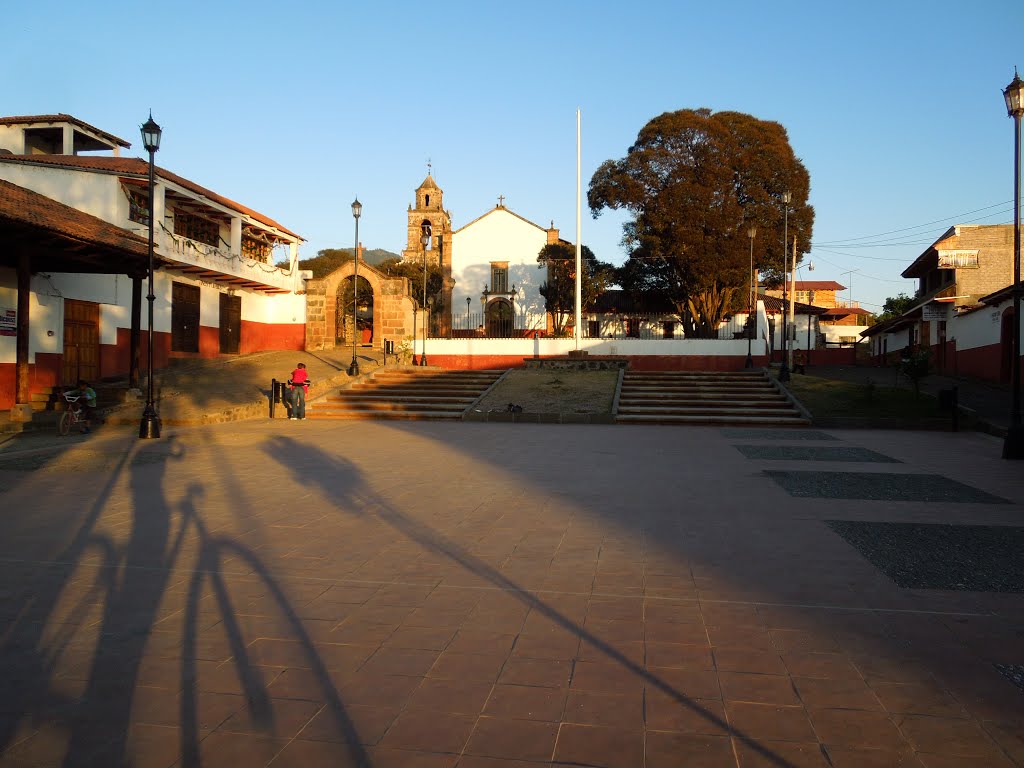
[309,368,506,421]
[616,370,809,426]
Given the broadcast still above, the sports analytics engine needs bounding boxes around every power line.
[813,200,1013,246]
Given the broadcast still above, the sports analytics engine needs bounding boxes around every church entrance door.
[486,299,513,338]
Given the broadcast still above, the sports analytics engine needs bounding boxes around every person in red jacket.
[288,362,310,420]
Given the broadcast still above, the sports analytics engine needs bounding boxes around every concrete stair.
[616,370,809,426]
[309,368,506,421]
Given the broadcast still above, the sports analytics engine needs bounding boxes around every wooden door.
[219,293,241,354]
[171,282,200,353]
[62,299,99,386]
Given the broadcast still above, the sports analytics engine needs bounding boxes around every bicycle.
[58,391,89,436]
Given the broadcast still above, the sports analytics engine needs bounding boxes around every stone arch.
[304,262,415,352]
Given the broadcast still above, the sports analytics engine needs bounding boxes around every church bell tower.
[402,170,454,334]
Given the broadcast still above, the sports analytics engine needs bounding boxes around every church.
[400,174,571,336]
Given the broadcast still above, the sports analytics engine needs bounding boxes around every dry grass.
[474,369,619,415]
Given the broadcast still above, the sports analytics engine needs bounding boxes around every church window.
[425,194,430,207]
[491,264,508,294]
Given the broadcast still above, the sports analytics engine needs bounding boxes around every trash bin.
[270,378,290,418]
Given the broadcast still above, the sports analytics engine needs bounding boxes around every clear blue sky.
[8,0,1024,313]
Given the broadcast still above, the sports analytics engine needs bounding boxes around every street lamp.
[466,296,471,330]
[348,198,362,376]
[139,112,162,439]
[745,226,757,368]
[778,191,792,382]
[1003,68,1024,459]
[420,221,431,366]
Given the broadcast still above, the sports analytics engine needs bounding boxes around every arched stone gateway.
[304,261,415,353]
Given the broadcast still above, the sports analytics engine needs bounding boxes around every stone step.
[619,399,789,410]
[617,413,810,426]
[307,368,505,422]
[326,391,479,402]
[307,409,464,421]
[315,401,470,413]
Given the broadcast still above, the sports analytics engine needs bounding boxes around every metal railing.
[430,311,754,340]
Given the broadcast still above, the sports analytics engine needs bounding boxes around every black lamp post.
[139,112,162,439]
[778,191,792,382]
[420,221,431,366]
[1003,69,1024,459]
[466,296,471,330]
[745,225,757,368]
[348,198,362,377]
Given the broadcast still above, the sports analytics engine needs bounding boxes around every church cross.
[498,195,505,207]
[427,158,432,175]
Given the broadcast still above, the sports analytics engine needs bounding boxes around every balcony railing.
[155,229,296,292]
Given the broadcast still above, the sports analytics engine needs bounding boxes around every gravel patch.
[473,369,618,415]
[721,428,839,441]
[995,664,1024,693]
[766,471,1010,503]
[826,521,1024,591]
[735,445,899,463]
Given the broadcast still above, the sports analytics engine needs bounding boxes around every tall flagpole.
[575,109,582,350]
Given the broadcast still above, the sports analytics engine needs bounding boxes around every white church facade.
[402,175,568,337]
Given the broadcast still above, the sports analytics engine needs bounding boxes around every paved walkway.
[0,418,1021,766]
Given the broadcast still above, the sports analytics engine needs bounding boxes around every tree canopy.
[537,243,615,335]
[296,247,400,278]
[875,292,916,323]
[588,108,814,336]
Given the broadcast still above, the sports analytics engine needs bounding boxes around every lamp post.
[348,198,362,377]
[466,296,471,331]
[420,221,431,366]
[139,113,162,439]
[745,226,756,368]
[778,191,792,382]
[1004,69,1024,459]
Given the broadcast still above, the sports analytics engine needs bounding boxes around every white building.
[401,175,566,336]
[0,113,307,412]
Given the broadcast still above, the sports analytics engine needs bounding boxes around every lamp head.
[748,225,757,239]
[351,197,362,219]
[1004,68,1024,118]
[140,112,162,153]
[782,191,792,205]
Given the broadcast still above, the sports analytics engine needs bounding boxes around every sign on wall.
[0,309,15,336]
[937,250,979,269]
[921,302,947,322]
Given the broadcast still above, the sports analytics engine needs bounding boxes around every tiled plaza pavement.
[0,421,1023,767]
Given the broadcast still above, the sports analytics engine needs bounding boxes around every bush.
[899,348,931,396]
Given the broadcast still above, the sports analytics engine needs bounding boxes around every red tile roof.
[0,154,301,239]
[0,177,147,258]
[0,113,131,148]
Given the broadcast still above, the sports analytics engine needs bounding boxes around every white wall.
[820,324,869,345]
[424,336,765,358]
[0,163,126,222]
[451,209,548,318]
[952,304,1007,350]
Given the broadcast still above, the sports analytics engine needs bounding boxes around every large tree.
[537,243,615,335]
[588,108,814,336]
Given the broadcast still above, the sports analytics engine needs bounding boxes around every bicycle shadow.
[0,433,373,768]
[263,434,800,768]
